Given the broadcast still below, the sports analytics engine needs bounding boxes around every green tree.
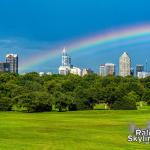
[112,91,138,110]
[142,89,150,105]
[0,97,12,111]
[54,92,72,112]
[14,92,53,112]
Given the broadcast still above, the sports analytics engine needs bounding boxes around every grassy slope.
[0,108,150,150]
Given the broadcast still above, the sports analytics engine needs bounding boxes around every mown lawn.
[0,107,150,150]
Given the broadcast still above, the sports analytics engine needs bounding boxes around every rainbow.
[19,24,150,72]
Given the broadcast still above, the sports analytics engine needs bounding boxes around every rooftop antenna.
[146,58,148,72]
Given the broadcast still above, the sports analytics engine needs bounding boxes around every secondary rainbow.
[19,24,150,72]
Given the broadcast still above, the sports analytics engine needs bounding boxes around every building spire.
[62,47,67,55]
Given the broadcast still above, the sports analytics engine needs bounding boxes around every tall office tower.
[0,62,10,72]
[136,65,144,76]
[62,48,71,67]
[100,63,115,76]
[105,63,115,76]
[99,64,105,76]
[59,48,71,75]
[6,54,18,74]
[119,52,131,77]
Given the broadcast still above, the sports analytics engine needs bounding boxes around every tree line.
[0,72,150,112]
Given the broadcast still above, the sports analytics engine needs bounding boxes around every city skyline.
[0,49,149,76]
[58,49,149,76]
[0,0,150,73]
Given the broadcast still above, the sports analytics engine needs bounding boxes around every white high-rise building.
[99,64,105,76]
[119,52,131,77]
[59,48,83,76]
[62,48,71,67]
[59,48,71,75]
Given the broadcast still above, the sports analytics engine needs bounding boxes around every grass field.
[0,106,150,150]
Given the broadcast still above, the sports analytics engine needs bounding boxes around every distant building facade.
[6,54,18,74]
[82,68,93,76]
[0,62,10,72]
[39,72,45,76]
[136,65,144,76]
[105,63,115,76]
[99,64,105,76]
[38,72,53,76]
[59,66,71,75]
[130,68,134,76]
[46,72,53,75]
[137,72,150,79]
[70,67,82,76]
[100,63,115,76]
[119,52,131,77]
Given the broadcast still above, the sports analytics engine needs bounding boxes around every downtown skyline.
[0,44,149,76]
[58,48,149,77]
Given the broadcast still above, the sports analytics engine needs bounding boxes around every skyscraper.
[59,48,71,75]
[6,54,18,74]
[62,48,71,67]
[100,63,115,76]
[105,63,115,76]
[0,62,10,72]
[99,64,105,76]
[136,65,144,76]
[119,52,131,77]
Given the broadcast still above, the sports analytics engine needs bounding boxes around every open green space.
[0,106,150,150]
